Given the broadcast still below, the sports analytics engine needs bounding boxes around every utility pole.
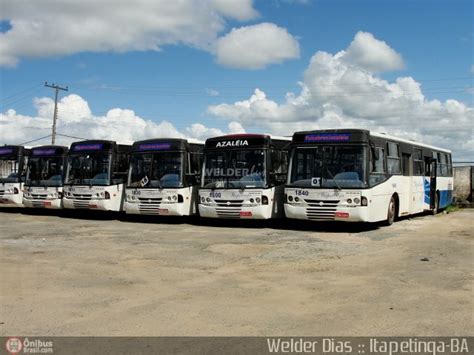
[44,82,68,145]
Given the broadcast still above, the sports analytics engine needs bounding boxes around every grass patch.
[445,204,460,213]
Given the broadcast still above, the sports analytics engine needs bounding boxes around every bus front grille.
[138,197,163,204]
[72,194,93,200]
[215,207,242,219]
[0,190,5,196]
[214,200,244,207]
[31,194,47,199]
[138,203,161,214]
[304,199,340,221]
[73,200,91,209]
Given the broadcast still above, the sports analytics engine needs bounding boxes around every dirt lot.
[0,209,472,336]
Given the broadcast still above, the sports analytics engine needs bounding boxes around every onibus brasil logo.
[5,337,53,354]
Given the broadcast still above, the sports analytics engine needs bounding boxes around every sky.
[0,0,473,159]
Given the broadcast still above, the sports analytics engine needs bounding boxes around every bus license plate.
[240,211,252,217]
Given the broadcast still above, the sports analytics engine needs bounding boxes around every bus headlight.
[288,195,293,202]
[206,197,211,203]
[353,197,360,205]
[346,198,352,204]
[255,197,261,204]
[200,196,205,203]
[172,195,178,202]
[294,196,299,202]
[249,198,254,204]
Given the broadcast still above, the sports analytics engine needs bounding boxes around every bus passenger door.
[429,160,437,209]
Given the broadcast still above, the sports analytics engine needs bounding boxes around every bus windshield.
[203,149,266,189]
[128,152,183,188]
[65,153,111,186]
[0,159,20,183]
[289,145,367,188]
[26,157,63,187]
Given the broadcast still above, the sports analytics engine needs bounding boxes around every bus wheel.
[384,196,396,226]
[430,192,439,215]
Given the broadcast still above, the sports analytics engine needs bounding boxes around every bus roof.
[131,138,204,152]
[69,139,130,154]
[0,145,29,157]
[205,133,290,149]
[30,145,68,157]
[292,129,451,154]
[370,131,451,154]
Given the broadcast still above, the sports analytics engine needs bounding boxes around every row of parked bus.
[0,129,453,225]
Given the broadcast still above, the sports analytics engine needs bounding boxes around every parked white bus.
[284,129,453,225]
[124,138,204,216]
[199,134,290,219]
[23,145,68,209]
[63,140,131,211]
[0,145,29,207]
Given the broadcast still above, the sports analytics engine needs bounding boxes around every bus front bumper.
[124,202,188,216]
[63,198,116,211]
[0,194,23,207]
[284,203,370,222]
[23,198,62,209]
[199,204,272,219]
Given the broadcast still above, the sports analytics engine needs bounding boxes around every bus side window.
[413,148,424,175]
[190,152,202,174]
[387,142,401,174]
[189,152,202,184]
[112,152,129,184]
[440,153,449,177]
[370,147,386,186]
[18,156,27,181]
[447,154,453,176]
[271,149,287,183]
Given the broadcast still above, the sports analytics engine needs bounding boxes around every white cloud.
[0,0,258,67]
[215,22,300,69]
[0,94,242,146]
[208,31,473,159]
[342,31,404,72]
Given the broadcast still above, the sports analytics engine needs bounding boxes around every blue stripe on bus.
[423,178,452,208]
[424,178,430,204]
[439,190,452,208]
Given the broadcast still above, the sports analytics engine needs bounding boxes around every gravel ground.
[0,208,472,336]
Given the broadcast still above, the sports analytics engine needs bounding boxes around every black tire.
[430,192,439,215]
[384,196,396,226]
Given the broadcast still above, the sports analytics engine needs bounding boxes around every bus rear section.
[284,129,453,225]
[62,140,131,212]
[124,138,203,216]
[23,145,68,209]
[199,134,289,219]
[0,145,29,207]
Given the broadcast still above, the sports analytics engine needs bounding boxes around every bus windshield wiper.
[325,165,342,190]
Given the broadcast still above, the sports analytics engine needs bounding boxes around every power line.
[1,83,42,102]
[56,133,88,141]
[19,134,52,146]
